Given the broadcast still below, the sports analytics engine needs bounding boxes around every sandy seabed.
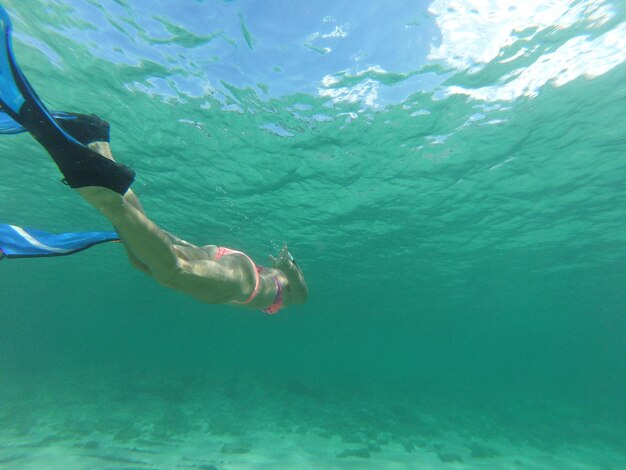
[0,369,623,469]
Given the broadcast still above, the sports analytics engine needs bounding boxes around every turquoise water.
[1,0,625,468]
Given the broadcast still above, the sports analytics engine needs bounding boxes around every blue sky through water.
[9,0,625,110]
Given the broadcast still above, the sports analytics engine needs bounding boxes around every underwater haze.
[1,0,625,468]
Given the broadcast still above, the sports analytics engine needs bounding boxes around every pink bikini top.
[214,247,283,314]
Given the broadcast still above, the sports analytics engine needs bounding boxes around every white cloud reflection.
[428,0,625,102]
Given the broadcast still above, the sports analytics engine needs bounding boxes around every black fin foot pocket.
[54,112,111,145]
[1,5,133,194]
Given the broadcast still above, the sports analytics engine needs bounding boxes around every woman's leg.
[83,141,180,281]
[88,142,145,213]
[77,184,247,304]
[74,145,256,304]
[87,142,151,274]
[78,184,181,285]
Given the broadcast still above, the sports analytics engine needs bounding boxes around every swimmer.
[0,5,307,313]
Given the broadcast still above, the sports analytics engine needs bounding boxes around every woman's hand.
[269,244,294,270]
[269,244,308,304]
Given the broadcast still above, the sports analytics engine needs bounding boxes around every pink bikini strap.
[262,274,283,314]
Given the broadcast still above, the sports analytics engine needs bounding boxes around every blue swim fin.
[0,108,21,133]
[0,109,94,135]
[0,223,120,259]
[0,5,134,194]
